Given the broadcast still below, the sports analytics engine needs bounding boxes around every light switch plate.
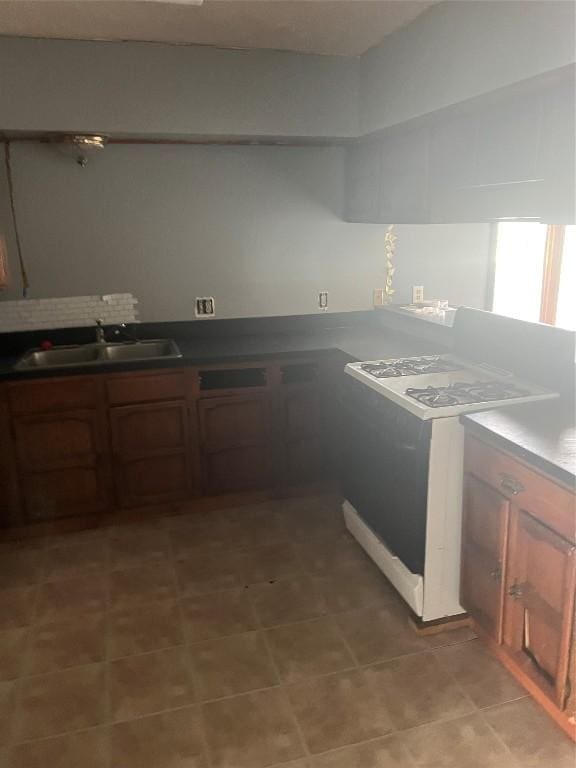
[318,291,328,311]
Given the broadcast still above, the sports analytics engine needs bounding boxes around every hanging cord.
[4,141,29,297]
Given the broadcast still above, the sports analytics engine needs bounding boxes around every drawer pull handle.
[499,473,525,495]
[508,581,525,599]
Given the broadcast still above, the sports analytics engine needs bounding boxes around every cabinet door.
[473,92,543,187]
[538,74,576,223]
[504,510,576,709]
[429,112,477,223]
[280,386,323,485]
[110,401,192,507]
[0,388,22,527]
[461,473,510,642]
[378,127,429,224]
[345,142,381,222]
[198,395,271,494]
[13,409,108,521]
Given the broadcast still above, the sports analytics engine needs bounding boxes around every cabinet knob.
[499,473,524,495]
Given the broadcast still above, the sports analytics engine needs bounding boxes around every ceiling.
[0,1,435,56]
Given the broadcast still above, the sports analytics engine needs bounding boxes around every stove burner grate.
[405,380,530,408]
[360,356,462,378]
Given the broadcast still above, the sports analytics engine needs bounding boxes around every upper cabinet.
[344,127,428,224]
[538,76,576,224]
[379,127,429,224]
[345,142,382,223]
[346,70,575,225]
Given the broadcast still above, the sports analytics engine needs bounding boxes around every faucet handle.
[95,318,104,326]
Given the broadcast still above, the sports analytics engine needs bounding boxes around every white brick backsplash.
[0,294,139,333]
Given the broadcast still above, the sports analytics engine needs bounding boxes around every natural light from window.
[492,222,575,330]
[556,226,575,332]
[492,223,547,324]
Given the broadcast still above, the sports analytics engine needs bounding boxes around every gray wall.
[392,224,492,308]
[2,2,573,140]
[0,36,358,138]
[360,0,576,134]
[0,142,491,321]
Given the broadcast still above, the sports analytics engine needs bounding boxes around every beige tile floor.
[0,494,574,768]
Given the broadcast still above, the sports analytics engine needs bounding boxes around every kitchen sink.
[100,340,182,362]
[14,340,182,371]
[14,344,102,370]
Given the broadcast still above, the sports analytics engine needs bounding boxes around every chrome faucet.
[94,319,106,344]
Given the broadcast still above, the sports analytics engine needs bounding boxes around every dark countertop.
[462,401,576,487]
[0,326,443,382]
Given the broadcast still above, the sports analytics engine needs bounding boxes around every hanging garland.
[384,224,396,302]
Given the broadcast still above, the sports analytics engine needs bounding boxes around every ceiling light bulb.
[56,134,108,167]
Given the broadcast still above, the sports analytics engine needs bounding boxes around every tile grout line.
[429,640,530,739]
[166,508,215,768]
[103,537,112,768]
[329,610,362,670]
[251,555,312,764]
[6,583,40,752]
[474,702,527,767]
[2,497,527,766]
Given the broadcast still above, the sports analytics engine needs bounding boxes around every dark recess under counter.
[462,400,576,487]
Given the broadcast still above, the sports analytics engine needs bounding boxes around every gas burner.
[405,380,530,408]
[360,356,462,379]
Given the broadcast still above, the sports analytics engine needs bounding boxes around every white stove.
[346,354,557,419]
[341,348,559,624]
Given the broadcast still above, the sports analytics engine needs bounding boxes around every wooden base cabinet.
[503,510,576,711]
[461,434,576,739]
[278,362,323,487]
[6,377,110,523]
[460,474,510,643]
[198,393,272,495]
[110,401,193,507]
[0,355,328,529]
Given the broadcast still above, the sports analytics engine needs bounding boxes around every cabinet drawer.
[106,370,187,405]
[465,436,575,543]
[8,377,99,415]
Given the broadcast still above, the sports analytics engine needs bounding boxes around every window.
[491,223,576,330]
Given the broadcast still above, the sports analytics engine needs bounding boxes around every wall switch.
[195,297,215,317]
[318,291,328,311]
[373,288,386,307]
[412,285,424,304]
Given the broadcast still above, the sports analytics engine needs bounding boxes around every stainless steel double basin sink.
[14,339,182,371]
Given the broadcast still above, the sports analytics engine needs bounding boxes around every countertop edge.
[461,413,575,489]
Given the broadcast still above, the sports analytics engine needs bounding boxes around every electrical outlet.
[412,285,424,304]
[318,291,328,311]
[373,288,386,307]
[195,297,215,317]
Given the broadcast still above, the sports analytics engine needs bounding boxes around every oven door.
[340,377,432,575]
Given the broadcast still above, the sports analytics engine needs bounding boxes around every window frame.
[489,223,570,327]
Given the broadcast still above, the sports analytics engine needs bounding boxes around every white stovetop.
[345,356,558,420]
